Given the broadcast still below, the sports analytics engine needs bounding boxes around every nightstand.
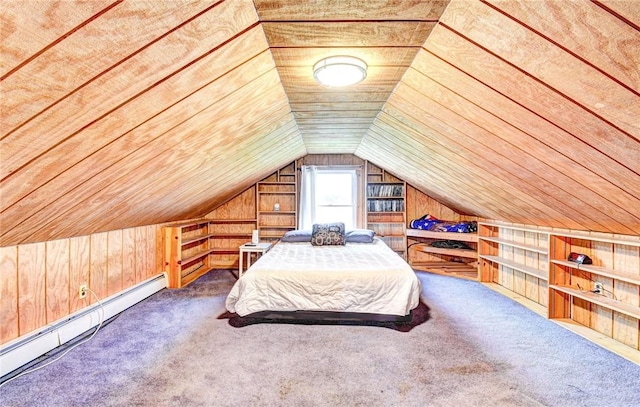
[238,242,272,277]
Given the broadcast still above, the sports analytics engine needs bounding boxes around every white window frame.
[298,165,363,230]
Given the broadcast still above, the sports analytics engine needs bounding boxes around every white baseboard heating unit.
[0,273,167,378]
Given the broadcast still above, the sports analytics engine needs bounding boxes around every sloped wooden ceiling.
[255,0,448,153]
[356,0,640,234]
[1,0,639,246]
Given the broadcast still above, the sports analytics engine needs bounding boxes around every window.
[299,166,362,230]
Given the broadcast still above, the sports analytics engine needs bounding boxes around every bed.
[225,228,421,322]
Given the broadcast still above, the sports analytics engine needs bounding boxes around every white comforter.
[225,238,421,317]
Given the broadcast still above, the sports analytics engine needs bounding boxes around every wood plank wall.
[0,224,161,346]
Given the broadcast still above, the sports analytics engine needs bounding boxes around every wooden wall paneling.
[485,0,640,93]
[69,235,90,313]
[89,232,108,303]
[289,101,386,113]
[387,84,573,226]
[398,67,640,233]
[176,121,305,216]
[369,112,501,213]
[45,238,70,323]
[405,184,463,223]
[280,65,405,87]
[439,0,639,138]
[303,139,363,154]
[254,0,449,20]
[283,82,396,95]
[152,225,162,281]
[410,49,640,232]
[135,227,148,284]
[110,94,296,225]
[285,77,402,92]
[524,231,540,304]
[178,118,303,218]
[122,228,136,289]
[17,242,46,336]
[357,129,496,220]
[596,0,640,26]
[511,231,527,298]
[569,239,596,328]
[591,238,615,336]
[293,110,380,120]
[0,4,263,226]
[41,104,298,241]
[0,245,19,342]
[297,123,371,131]
[381,100,557,228]
[424,25,640,179]
[0,43,276,245]
[1,0,219,142]
[499,229,514,291]
[262,22,435,48]
[612,243,640,348]
[271,47,417,68]
[135,226,160,284]
[375,102,572,228]
[107,230,123,296]
[1,224,161,347]
[0,0,115,77]
[358,129,483,217]
[538,232,550,307]
[299,154,365,167]
[69,67,289,232]
[207,187,257,220]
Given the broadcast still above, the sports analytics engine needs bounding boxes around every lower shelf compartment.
[414,244,477,259]
[175,265,214,288]
[411,261,478,280]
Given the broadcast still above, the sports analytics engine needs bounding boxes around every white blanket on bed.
[225,238,421,317]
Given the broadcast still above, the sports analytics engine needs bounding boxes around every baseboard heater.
[0,273,167,378]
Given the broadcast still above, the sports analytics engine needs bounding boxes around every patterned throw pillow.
[311,222,346,246]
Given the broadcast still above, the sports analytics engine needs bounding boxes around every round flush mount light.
[313,56,367,87]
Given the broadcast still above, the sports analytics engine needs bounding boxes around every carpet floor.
[1,270,638,406]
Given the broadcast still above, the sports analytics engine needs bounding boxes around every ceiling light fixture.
[313,56,367,87]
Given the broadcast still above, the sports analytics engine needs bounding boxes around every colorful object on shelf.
[409,214,477,233]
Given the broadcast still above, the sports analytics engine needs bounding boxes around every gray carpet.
[1,270,639,406]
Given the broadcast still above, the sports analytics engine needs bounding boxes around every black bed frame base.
[243,310,413,324]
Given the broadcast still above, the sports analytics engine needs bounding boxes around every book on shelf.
[367,184,404,197]
[367,199,405,212]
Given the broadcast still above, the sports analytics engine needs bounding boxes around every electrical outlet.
[79,284,88,299]
[593,282,604,294]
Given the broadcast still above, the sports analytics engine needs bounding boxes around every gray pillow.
[281,229,312,243]
[346,229,375,243]
[311,223,346,246]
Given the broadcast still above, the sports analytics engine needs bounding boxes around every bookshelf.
[257,162,298,242]
[365,162,406,258]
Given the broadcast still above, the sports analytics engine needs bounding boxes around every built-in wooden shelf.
[407,228,479,243]
[417,245,478,259]
[413,261,478,280]
[182,233,216,246]
[550,285,640,320]
[478,221,640,359]
[478,235,546,254]
[366,162,406,258]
